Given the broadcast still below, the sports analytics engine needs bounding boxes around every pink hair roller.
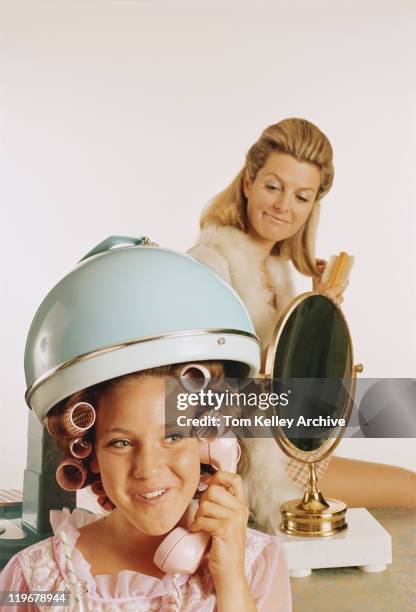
[180,363,211,393]
[91,480,105,496]
[63,402,96,435]
[193,409,226,439]
[91,480,116,510]
[48,401,96,437]
[69,438,92,459]
[97,495,116,511]
[56,456,87,491]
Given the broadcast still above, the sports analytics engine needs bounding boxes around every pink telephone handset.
[153,436,241,574]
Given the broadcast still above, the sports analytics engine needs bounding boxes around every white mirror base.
[275,508,392,577]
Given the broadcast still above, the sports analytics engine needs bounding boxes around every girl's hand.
[189,470,249,583]
[313,258,348,305]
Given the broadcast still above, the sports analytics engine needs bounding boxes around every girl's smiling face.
[90,375,200,536]
[244,151,321,251]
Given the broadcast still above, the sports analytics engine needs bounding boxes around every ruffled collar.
[50,507,192,601]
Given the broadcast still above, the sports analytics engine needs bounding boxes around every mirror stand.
[280,463,347,537]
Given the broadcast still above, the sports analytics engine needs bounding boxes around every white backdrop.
[1,0,415,491]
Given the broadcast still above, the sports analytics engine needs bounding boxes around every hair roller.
[69,438,92,459]
[97,495,116,511]
[91,480,105,496]
[180,363,211,393]
[90,479,116,511]
[48,401,96,437]
[56,456,87,491]
[193,409,227,439]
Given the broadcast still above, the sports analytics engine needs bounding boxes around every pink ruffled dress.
[0,508,291,611]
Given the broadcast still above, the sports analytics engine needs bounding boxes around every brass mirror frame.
[263,292,362,537]
[264,291,357,463]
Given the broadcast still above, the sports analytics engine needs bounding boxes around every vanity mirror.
[264,292,363,537]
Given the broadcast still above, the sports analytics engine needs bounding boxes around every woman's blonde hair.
[200,118,334,276]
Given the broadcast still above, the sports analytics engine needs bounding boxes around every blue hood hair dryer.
[0,236,260,567]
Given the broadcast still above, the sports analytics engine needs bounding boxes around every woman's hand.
[313,258,348,305]
[189,470,249,580]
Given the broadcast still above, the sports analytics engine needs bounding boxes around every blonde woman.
[188,118,415,531]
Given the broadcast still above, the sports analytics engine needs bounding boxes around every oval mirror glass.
[265,293,354,459]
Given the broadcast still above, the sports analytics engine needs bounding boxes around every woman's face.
[244,151,321,250]
[90,376,200,536]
